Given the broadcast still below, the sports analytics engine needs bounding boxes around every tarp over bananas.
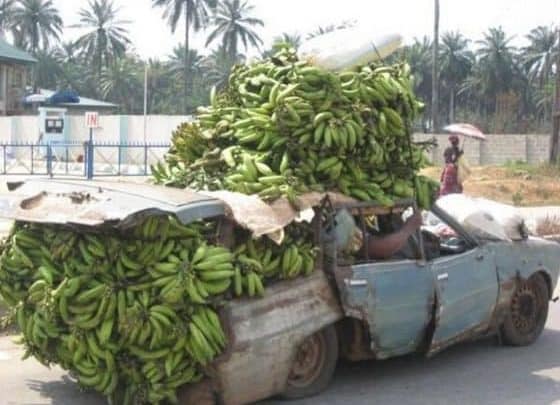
[152,46,439,209]
[0,216,317,404]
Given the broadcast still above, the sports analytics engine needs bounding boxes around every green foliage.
[0,0,556,124]
[205,0,264,61]
[72,0,131,75]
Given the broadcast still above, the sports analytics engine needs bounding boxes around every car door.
[428,241,499,355]
[336,258,435,359]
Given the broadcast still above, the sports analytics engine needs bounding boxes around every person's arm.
[363,211,423,260]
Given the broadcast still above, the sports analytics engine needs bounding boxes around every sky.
[55,0,560,60]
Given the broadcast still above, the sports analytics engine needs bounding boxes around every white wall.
[127,115,189,143]
[2,114,191,144]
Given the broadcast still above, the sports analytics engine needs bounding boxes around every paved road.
[1,284,560,405]
[1,184,560,404]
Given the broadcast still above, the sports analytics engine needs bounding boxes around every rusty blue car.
[201,199,560,404]
[2,180,558,405]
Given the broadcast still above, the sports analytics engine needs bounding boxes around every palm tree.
[100,57,141,112]
[72,0,131,77]
[55,41,79,64]
[152,0,216,111]
[202,44,242,89]
[145,59,172,114]
[273,32,301,50]
[12,0,62,53]
[168,45,204,82]
[523,25,558,89]
[439,31,473,122]
[206,0,264,63]
[402,37,433,105]
[0,0,14,37]
[475,27,518,109]
[261,32,301,58]
[32,47,62,88]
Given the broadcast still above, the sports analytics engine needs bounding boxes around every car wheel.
[281,325,338,400]
[501,274,549,346]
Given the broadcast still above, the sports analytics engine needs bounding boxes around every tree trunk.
[449,87,455,124]
[229,36,237,65]
[184,7,191,113]
[550,27,560,164]
[431,0,440,133]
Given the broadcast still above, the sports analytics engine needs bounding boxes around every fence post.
[86,129,94,179]
[144,143,148,175]
[117,144,122,175]
[30,143,34,174]
[46,144,53,177]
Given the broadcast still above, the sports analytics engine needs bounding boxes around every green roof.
[0,38,36,65]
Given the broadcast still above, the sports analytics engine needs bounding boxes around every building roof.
[39,89,118,109]
[0,38,36,65]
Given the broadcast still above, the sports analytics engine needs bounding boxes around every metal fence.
[0,141,170,178]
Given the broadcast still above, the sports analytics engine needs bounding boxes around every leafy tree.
[72,0,131,76]
[0,0,14,36]
[439,31,473,122]
[32,48,62,89]
[262,32,301,57]
[152,0,216,111]
[206,0,264,62]
[523,25,558,88]
[100,57,141,112]
[202,43,242,89]
[12,0,62,52]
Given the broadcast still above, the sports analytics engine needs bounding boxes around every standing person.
[439,135,464,196]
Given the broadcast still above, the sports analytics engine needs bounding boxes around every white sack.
[299,27,402,71]
[436,194,526,241]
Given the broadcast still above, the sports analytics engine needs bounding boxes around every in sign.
[85,111,99,128]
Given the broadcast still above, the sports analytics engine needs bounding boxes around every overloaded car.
[1,179,558,405]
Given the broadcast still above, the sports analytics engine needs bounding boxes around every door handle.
[346,279,367,287]
[476,254,484,261]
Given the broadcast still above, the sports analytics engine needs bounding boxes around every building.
[0,38,36,115]
[25,89,118,115]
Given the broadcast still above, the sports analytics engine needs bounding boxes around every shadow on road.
[23,375,103,405]
[264,327,560,405]
[15,328,560,405]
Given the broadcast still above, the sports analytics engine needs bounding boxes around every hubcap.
[511,283,541,335]
[288,333,326,388]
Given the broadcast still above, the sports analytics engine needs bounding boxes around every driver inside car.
[334,209,440,260]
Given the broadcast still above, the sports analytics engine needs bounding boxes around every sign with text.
[85,111,100,129]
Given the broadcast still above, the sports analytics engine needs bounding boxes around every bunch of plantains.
[0,216,317,404]
[152,47,439,208]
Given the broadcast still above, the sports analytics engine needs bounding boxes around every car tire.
[501,274,549,346]
[280,325,339,400]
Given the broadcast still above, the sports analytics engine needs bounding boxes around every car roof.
[0,179,226,228]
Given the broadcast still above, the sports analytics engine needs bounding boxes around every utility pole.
[143,63,149,144]
[431,0,440,133]
[550,26,560,164]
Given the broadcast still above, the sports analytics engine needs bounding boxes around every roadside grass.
[536,215,560,236]
[503,160,560,178]
[422,163,560,207]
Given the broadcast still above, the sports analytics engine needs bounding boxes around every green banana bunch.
[152,46,434,211]
[0,217,242,405]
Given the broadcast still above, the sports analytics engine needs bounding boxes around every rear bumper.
[209,271,343,405]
